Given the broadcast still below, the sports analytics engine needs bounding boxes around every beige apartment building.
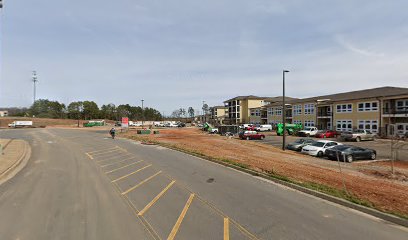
[209,106,228,125]
[247,87,408,137]
[223,96,270,124]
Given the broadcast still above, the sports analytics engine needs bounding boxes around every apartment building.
[209,106,228,125]
[250,86,408,137]
[249,97,298,125]
[224,95,270,124]
[0,111,8,117]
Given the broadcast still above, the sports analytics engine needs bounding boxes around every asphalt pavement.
[0,128,407,240]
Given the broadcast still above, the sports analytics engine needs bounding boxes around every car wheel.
[261,136,265,140]
[356,137,361,142]
[317,151,323,157]
[346,155,354,163]
[246,136,250,140]
[306,133,310,137]
[370,153,376,160]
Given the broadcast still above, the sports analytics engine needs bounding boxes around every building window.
[267,107,273,115]
[358,120,378,133]
[304,120,315,127]
[293,105,302,116]
[336,104,353,113]
[358,102,379,112]
[275,107,282,116]
[396,100,408,111]
[293,120,302,125]
[336,120,353,132]
[237,106,240,112]
[304,104,315,115]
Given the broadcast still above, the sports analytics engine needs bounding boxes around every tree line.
[12,99,163,121]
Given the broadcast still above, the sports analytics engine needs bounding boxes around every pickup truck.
[298,127,319,137]
[8,121,33,128]
[341,129,376,142]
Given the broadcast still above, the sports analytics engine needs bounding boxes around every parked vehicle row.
[239,124,272,132]
[285,138,376,162]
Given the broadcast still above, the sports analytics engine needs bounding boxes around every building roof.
[210,106,228,109]
[290,86,408,104]
[224,95,270,103]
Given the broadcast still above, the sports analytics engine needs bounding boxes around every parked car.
[341,129,376,142]
[240,124,251,129]
[209,128,219,134]
[177,122,186,127]
[256,124,272,132]
[301,140,342,157]
[154,122,165,127]
[286,138,316,151]
[115,121,122,127]
[325,145,376,162]
[239,131,265,140]
[298,127,319,137]
[315,130,340,138]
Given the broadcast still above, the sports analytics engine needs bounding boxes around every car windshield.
[304,127,312,131]
[294,139,305,144]
[332,145,352,151]
[312,142,325,147]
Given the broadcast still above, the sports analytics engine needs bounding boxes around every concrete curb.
[0,140,32,185]
[144,141,408,228]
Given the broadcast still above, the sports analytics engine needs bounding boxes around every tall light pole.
[282,70,290,151]
[141,99,144,127]
[202,100,206,123]
[32,71,38,104]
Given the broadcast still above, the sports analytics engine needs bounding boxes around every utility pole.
[282,70,290,151]
[32,71,38,104]
[141,100,145,126]
[202,100,206,123]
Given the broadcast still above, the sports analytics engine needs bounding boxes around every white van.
[256,124,272,132]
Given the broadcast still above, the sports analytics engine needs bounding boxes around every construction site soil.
[121,127,408,218]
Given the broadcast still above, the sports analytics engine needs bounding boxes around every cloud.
[334,35,385,57]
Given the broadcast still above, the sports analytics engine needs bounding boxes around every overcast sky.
[1,0,407,113]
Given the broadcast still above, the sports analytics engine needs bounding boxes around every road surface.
[0,128,407,240]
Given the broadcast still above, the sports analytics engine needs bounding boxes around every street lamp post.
[282,70,290,151]
[141,99,144,127]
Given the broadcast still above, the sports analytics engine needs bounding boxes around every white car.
[301,140,342,157]
[298,127,319,137]
[256,124,272,132]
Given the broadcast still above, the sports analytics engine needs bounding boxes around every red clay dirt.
[121,127,408,218]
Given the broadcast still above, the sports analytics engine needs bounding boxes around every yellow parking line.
[138,180,176,216]
[105,160,144,174]
[100,157,137,168]
[87,146,119,154]
[111,164,152,183]
[85,153,94,159]
[167,193,195,240]
[96,153,133,163]
[224,218,229,240]
[121,171,162,195]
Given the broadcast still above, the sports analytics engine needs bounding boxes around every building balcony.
[317,111,333,118]
[383,107,408,116]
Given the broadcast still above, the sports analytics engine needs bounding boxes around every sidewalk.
[0,139,30,183]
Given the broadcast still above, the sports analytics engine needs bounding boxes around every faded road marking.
[100,156,137,168]
[105,160,144,174]
[167,193,195,240]
[138,180,176,216]
[224,218,230,240]
[122,171,162,195]
[111,164,152,183]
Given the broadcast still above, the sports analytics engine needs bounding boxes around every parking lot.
[256,132,408,161]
